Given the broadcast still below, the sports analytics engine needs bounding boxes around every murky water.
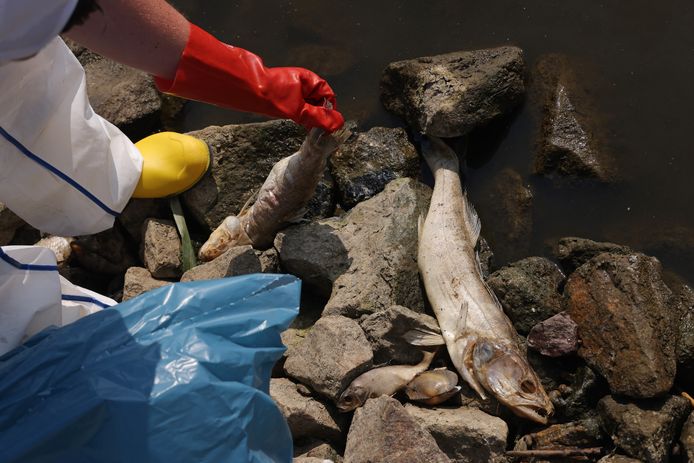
[171,0,694,283]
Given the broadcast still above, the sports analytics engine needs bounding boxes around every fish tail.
[420,135,459,174]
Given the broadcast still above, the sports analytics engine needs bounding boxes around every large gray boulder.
[344,396,450,463]
[486,257,566,334]
[381,47,525,137]
[565,252,677,398]
[329,127,420,210]
[404,405,507,463]
[276,178,432,318]
[598,395,691,463]
[283,315,373,402]
[0,203,24,245]
[141,218,181,279]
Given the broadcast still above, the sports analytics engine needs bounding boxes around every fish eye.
[520,379,536,394]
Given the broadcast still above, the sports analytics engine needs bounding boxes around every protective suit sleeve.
[0,37,143,236]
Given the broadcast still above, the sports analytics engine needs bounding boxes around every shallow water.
[171,0,694,283]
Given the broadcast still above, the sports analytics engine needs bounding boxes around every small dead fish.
[199,125,351,261]
[35,235,74,267]
[337,350,436,412]
[405,368,461,406]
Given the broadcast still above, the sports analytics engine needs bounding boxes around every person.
[0,0,344,355]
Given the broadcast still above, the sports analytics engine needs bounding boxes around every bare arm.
[64,0,188,80]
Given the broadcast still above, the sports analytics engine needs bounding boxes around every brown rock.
[554,236,631,275]
[680,412,694,463]
[527,312,579,357]
[141,218,182,279]
[122,267,172,301]
[180,245,262,282]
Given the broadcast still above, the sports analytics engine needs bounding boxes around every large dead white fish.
[416,136,554,424]
[199,126,350,260]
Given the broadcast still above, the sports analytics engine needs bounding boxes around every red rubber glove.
[155,24,344,132]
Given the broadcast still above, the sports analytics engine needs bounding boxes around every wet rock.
[122,267,172,301]
[550,365,608,422]
[597,455,644,463]
[344,396,450,463]
[330,127,419,210]
[304,170,337,220]
[117,198,170,243]
[183,120,306,229]
[487,257,566,334]
[598,395,691,463]
[381,47,525,137]
[514,417,605,453]
[481,168,534,261]
[180,245,262,282]
[141,218,181,279]
[566,252,677,398]
[359,305,441,365]
[554,236,631,275]
[284,315,373,402]
[294,441,343,462]
[527,312,579,357]
[71,228,137,275]
[277,178,432,318]
[404,404,508,463]
[675,285,694,388]
[680,412,694,463]
[286,44,356,77]
[0,203,24,245]
[270,378,346,445]
[533,55,614,182]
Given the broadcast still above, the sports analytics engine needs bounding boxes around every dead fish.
[336,350,436,412]
[199,125,351,261]
[405,368,461,406]
[34,235,74,267]
[416,136,554,424]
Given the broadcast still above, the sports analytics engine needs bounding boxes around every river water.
[170,0,694,283]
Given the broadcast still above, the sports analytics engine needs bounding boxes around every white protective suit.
[0,0,144,355]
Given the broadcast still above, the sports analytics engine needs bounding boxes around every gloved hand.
[155,24,344,132]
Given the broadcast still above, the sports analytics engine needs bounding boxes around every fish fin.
[404,328,445,347]
[462,191,481,244]
[459,337,487,400]
[239,188,259,216]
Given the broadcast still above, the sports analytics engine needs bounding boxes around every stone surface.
[329,127,420,210]
[598,395,691,463]
[71,228,137,275]
[180,245,262,282]
[117,198,171,243]
[554,236,631,275]
[344,396,450,463]
[680,412,694,463]
[527,312,579,357]
[258,248,280,273]
[487,257,566,334]
[294,441,343,463]
[533,55,614,182]
[141,218,182,278]
[404,404,507,463]
[549,365,608,422]
[122,267,172,301]
[597,455,643,463]
[304,170,338,220]
[565,252,677,398]
[277,178,432,318]
[514,417,604,453]
[359,305,441,365]
[675,284,694,387]
[182,120,306,229]
[270,378,345,445]
[0,203,24,245]
[381,47,525,137]
[284,315,373,402]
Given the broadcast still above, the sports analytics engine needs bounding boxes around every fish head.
[472,340,554,424]
[198,215,251,261]
[336,383,371,412]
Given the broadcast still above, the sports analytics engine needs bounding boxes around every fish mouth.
[508,402,552,425]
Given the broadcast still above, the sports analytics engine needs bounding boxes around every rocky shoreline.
[1,40,693,462]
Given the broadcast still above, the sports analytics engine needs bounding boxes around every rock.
[487,257,566,334]
[293,458,332,463]
[598,395,691,463]
[359,305,441,365]
[344,396,450,463]
[680,412,694,463]
[294,441,343,463]
[527,312,579,357]
[182,120,307,229]
[117,199,170,243]
[381,47,525,137]
[566,252,677,398]
[554,236,631,275]
[404,404,507,463]
[533,55,614,182]
[270,378,345,445]
[481,168,534,261]
[180,245,261,282]
[141,218,181,279]
[514,416,604,453]
[0,202,24,245]
[277,178,432,318]
[597,455,644,463]
[258,247,280,273]
[329,127,420,210]
[675,285,694,387]
[304,170,337,220]
[71,228,137,275]
[549,365,608,422]
[284,315,373,402]
[122,267,172,301]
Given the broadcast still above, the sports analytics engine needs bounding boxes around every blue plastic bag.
[0,274,300,463]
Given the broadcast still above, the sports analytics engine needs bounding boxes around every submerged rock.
[141,218,181,279]
[486,257,566,334]
[122,267,172,301]
[527,312,579,357]
[381,47,525,137]
[598,395,691,463]
[0,203,24,245]
[283,315,373,402]
[566,252,677,398]
[404,405,508,463]
[180,245,262,282]
[344,396,450,463]
[329,127,420,210]
[553,236,631,275]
